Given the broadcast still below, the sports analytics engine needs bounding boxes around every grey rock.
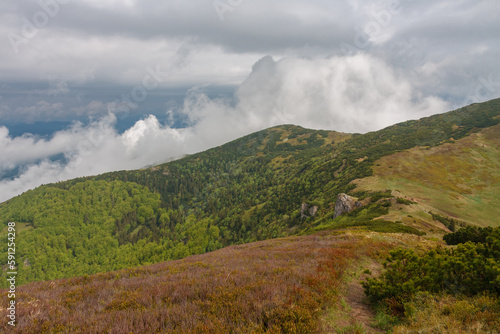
[301,202,319,218]
[334,193,363,218]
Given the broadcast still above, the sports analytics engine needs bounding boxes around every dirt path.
[322,259,384,333]
[344,269,384,333]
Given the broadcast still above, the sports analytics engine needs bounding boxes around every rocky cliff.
[334,193,363,218]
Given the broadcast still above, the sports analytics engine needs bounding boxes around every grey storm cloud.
[36,0,355,53]
[0,0,500,202]
[1,0,499,87]
[0,0,499,125]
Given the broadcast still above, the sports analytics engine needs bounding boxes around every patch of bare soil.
[345,264,384,333]
[323,259,384,333]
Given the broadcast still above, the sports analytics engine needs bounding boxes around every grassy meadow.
[355,124,500,227]
[0,231,396,333]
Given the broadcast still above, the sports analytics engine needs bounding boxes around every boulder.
[334,193,363,218]
[301,202,319,218]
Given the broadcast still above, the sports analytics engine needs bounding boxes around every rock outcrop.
[334,193,363,218]
[301,202,319,218]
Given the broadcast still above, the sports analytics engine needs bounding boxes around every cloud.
[0,125,69,171]
[0,112,197,202]
[0,0,498,124]
[185,54,449,134]
[4,101,66,123]
[70,101,109,117]
[0,54,449,202]
[47,79,70,96]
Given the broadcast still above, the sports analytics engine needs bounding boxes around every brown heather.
[0,232,387,333]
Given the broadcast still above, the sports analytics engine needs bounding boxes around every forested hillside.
[1,98,499,286]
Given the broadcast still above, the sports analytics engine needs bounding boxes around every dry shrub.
[393,293,500,334]
[0,232,387,333]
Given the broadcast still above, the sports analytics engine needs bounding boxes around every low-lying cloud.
[0,54,449,202]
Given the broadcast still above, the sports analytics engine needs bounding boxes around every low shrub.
[444,226,497,245]
[363,229,500,317]
[395,197,416,205]
[393,293,500,333]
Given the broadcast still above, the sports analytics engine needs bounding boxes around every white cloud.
[188,54,449,133]
[0,54,449,202]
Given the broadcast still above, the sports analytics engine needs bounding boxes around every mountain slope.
[0,229,433,333]
[1,98,500,286]
[355,123,500,226]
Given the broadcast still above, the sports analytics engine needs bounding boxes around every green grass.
[393,293,500,333]
[356,124,500,227]
[372,305,400,331]
[337,322,368,333]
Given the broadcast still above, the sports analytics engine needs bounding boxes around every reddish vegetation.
[1,232,387,333]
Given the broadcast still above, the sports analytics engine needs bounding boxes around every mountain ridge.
[1,98,500,333]
[1,98,499,287]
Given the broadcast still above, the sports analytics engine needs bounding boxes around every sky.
[0,0,499,202]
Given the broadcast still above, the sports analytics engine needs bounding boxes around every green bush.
[431,212,467,232]
[444,226,496,245]
[363,230,500,315]
[366,221,425,236]
[396,197,416,205]
[370,190,392,202]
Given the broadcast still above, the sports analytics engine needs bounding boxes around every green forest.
[1,98,500,287]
